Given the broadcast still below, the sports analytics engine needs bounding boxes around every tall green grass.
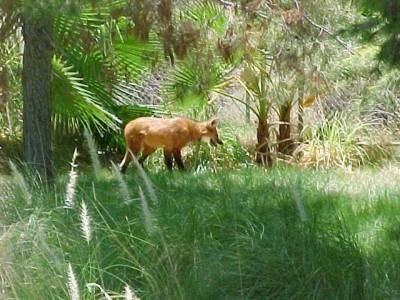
[1,163,400,299]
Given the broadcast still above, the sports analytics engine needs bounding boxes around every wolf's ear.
[208,118,219,128]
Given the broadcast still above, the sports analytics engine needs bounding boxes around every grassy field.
[1,163,400,299]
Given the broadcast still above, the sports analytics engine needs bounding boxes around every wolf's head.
[200,118,223,146]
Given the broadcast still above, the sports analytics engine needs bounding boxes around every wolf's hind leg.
[138,145,156,167]
[173,150,185,170]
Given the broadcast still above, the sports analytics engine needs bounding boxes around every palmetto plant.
[52,3,164,134]
[0,0,163,144]
[163,0,234,116]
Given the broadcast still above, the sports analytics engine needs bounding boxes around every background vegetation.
[1,0,400,299]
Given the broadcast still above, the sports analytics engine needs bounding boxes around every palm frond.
[112,33,162,80]
[180,0,228,34]
[53,8,164,136]
[165,53,233,112]
[52,57,120,134]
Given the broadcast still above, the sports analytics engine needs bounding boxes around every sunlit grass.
[296,112,395,169]
[1,164,400,298]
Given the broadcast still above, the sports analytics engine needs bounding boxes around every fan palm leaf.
[165,41,236,113]
[52,57,120,134]
[163,0,234,113]
[52,3,164,134]
[181,0,228,34]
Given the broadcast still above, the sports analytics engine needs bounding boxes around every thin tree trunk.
[255,117,272,166]
[245,91,251,124]
[0,68,8,109]
[22,16,54,183]
[298,99,304,136]
[158,0,175,65]
[297,45,306,141]
[278,102,293,154]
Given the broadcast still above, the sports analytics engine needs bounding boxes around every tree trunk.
[278,102,293,155]
[22,16,54,183]
[297,45,306,142]
[0,68,8,109]
[298,100,304,137]
[245,91,251,124]
[255,117,272,166]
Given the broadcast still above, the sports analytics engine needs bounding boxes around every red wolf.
[119,117,223,172]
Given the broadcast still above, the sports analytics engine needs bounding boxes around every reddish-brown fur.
[119,117,223,171]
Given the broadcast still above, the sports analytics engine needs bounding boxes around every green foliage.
[180,0,227,35]
[3,165,400,298]
[358,67,400,130]
[52,57,120,134]
[161,1,235,116]
[351,0,400,67]
[52,7,163,132]
[165,53,232,114]
[1,0,164,150]
[2,0,400,172]
[186,129,252,171]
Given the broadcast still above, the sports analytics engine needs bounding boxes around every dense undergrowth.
[1,163,400,299]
